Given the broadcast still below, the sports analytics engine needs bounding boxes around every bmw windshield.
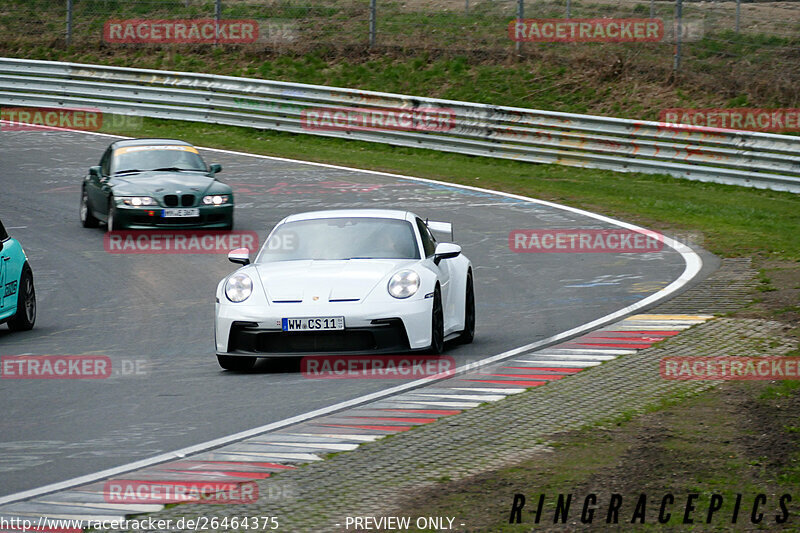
[258,217,421,262]
[112,145,207,175]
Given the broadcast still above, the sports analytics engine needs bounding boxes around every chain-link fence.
[0,0,797,74]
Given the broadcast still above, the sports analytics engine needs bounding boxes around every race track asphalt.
[0,130,690,497]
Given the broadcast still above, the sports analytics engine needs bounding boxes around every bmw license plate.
[162,208,199,218]
[282,317,344,331]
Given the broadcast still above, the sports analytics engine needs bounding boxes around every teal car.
[0,219,36,331]
[80,138,234,231]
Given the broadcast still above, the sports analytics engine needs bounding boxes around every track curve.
[0,129,691,497]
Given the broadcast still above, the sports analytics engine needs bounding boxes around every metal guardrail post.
[215,0,222,45]
[735,0,741,32]
[673,0,683,73]
[369,0,377,48]
[515,0,524,54]
[66,0,73,47]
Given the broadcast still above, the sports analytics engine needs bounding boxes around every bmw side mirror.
[89,166,102,178]
[228,247,250,265]
[433,242,461,265]
[209,163,222,174]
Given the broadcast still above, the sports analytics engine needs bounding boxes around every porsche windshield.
[112,146,207,174]
[258,217,420,262]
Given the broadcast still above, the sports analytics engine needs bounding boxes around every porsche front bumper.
[215,298,433,357]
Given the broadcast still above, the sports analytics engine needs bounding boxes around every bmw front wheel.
[80,187,99,228]
[106,197,117,232]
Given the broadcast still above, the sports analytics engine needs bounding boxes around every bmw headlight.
[225,273,253,303]
[388,270,420,299]
[120,196,157,206]
[203,195,229,205]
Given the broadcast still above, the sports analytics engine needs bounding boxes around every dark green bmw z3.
[80,138,234,231]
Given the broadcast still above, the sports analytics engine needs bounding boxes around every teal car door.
[0,221,13,319]
[0,236,5,316]
[0,219,35,331]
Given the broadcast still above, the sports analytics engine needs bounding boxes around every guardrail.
[1,57,798,192]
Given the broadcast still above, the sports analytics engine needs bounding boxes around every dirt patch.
[739,258,800,332]
[737,380,800,472]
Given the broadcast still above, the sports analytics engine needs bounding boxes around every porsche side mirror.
[228,248,250,265]
[89,166,102,179]
[433,242,461,265]
[209,163,222,174]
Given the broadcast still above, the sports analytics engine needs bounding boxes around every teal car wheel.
[8,265,35,331]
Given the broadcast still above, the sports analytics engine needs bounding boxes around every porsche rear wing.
[426,220,454,242]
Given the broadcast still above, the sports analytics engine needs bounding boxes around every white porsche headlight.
[388,270,420,299]
[225,273,253,302]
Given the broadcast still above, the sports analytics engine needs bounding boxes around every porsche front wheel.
[456,271,475,344]
[429,285,444,354]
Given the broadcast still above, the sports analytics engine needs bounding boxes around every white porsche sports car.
[214,209,474,370]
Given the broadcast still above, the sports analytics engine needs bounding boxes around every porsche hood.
[252,259,418,303]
